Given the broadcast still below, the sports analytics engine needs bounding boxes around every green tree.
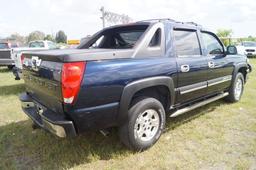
[247,35,256,42]
[216,29,233,46]
[44,34,54,41]
[27,31,45,43]
[55,30,67,43]
[7,33,27,46]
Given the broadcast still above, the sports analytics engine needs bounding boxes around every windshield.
[29,41,45,48]
[78,24,149,49]
[243,42,256,47]
[0,43,9,49]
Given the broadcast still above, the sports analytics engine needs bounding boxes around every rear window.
[29,41,45,48]
[243,42,256,47]
[79,25,148,49]
[0,43,9,49]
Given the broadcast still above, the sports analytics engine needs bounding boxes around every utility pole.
[100,7,106,28]
[100,6,132,28]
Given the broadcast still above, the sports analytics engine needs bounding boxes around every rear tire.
[225,73,244,103]
[118,97,166,151]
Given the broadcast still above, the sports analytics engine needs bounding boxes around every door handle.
[181,64,190,72]
[208,61,215,68]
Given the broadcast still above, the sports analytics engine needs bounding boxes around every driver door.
[200,31,233,95]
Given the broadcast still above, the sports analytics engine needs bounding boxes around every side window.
[149,28,161,47]
[90,35,105,48]
[48,42,57,49]
[173,30,201,56]
[201,32,224,55]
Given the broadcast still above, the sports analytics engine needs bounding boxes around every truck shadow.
[0,84,25,95]
[0,100,226,169]
[0,120,129,169]
[166,100,224,130]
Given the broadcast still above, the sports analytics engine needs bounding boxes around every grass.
[0,60,256,170]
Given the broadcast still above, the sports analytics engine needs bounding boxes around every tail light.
[21,54,25,65]
[61,62,86,104]
[7,42,11,48]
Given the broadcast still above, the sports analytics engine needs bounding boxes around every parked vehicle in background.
[12,40,58,80]
[236,41,256,57]
[20,19,251,151]
[0,42,19,69]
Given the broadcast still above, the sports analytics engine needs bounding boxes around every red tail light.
[7,42,11,48]
[61,62,86,104]
[21,54,25,65]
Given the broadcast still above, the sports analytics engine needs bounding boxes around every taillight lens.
[7,42,11,48]
[61,62,86,104]
[21,54,25,65]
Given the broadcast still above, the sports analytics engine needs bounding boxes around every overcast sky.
[0,0,255,39]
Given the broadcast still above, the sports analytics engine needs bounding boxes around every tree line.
[6,30,67,46]
[216,29,256,46]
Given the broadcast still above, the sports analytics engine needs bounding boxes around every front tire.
[225,73,244,102]
[118,97,166,151]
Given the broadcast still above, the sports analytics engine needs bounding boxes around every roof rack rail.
[137,18,176,23]
[137,18,201,27]
[184,22,201,26]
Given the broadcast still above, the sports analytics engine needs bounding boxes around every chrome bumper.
[20,93,77,138]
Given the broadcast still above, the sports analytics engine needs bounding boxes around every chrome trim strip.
[178,75,232,95]
[208,75,232,87]
[180,84,207,94]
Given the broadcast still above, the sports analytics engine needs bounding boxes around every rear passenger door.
[200,31,233,94]
[173,29,208,104]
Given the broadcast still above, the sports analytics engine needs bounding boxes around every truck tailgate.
[0,49,11,59]
[22,59,64,114]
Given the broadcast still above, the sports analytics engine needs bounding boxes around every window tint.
[119,31,144,45]
[149,28,161,47]
[29,41,45,48]
[242,42,256,47]
[90,35,104,48]
[201,32,224,55]
[173,30,201,56]
[80,25,148,49]
[47,41,57,49]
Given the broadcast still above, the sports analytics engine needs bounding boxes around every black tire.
[118,97,166,151]
[225,73,244,103]
[7,65,14,70]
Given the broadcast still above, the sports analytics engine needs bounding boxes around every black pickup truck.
[20,19,252,150]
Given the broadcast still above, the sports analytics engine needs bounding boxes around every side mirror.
[226,45,237,55]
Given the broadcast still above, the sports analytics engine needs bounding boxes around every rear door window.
[173,30,201,56]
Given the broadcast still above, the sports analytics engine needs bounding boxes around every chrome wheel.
[134,109,160,142]
[234,78,243,100]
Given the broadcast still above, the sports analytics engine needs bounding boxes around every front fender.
[117,76,175,125]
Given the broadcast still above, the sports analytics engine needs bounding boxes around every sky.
[0,0,256,39]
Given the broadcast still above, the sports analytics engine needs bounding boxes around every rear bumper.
[245,52,256,57]
[20,93,77,138]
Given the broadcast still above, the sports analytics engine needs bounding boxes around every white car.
[12,40,58,80]
[236,41,256,57]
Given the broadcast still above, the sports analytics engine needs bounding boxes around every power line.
[100,6,132,28]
